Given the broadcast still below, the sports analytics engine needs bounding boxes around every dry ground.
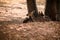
[0,0,60,40]
[0,21,60,40]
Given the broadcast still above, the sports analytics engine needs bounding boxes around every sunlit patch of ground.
[0,2,45,23]
[0,4,28,22]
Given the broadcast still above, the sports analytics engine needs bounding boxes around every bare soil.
[0,0,60,40]
[0,21,60,40]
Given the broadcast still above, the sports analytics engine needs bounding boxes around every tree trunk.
[56,0,60,21]
[27,0,38,17]
[23,0,39,23]
[45,0,57,21]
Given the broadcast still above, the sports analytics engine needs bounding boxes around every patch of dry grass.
[0,21,60,40]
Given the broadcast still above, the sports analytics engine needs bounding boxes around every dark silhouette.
[27,0,39,17]
[45,0,57,21]
[23,17,33,23]
[56,0,60,21]
[39,11,44,16]
[23,0,39,23]
[23,0,60,23]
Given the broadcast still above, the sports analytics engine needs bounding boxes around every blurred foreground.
[0,21,60,40]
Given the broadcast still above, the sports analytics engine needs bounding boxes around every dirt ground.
[0,0,45,23]
[0,0,60,40]
[0,2,45,22]
[0,21,60,40]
